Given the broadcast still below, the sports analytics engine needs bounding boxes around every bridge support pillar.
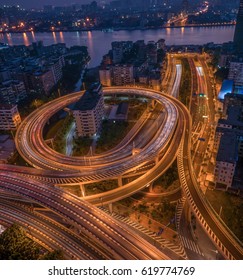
[151,100,156,108]
[108,203,113,214]
[79,184,86,197]
[118,176,123,187]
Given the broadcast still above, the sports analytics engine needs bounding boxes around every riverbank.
[0,22,235,35]
[0,26,235,68]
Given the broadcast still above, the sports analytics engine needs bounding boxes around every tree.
[0,224,64,260]
[0,224,40,260]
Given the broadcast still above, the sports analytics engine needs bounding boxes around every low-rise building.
[73,83,104,137]
[108,102,129,121]
[0,103,21,130]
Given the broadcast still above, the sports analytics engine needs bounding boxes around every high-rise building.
[99,66,112,87]
[228,61,243,86]
[214,131,238,190]
[233,0,243,54]
[111,41,133,64]
[73,83,104,137]
[113,64,134,86]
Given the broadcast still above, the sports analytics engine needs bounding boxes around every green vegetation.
[150,199,176,229]
[85,180,118,195]
[12,152,30,167]
[96,120,132,153]
[127,99,147,120]
[45,119,65,140]
[179,58,192,106]
[153,161,179,190]
[51,116,74,154]
[205,189,243,242]
[204,47,221,71]
[117,197,176,230]
[72,137,92,156]
[0,224,64,260]
[18,92,53,118]
[96,100,147,154]
[214,67,229,84]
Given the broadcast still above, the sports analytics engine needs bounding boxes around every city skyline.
[0,0,93,9]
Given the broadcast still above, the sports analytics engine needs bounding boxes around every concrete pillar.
[118,176,123,187]
[79,184,86,197]
[151,100,156,108]
[108,203,113,214]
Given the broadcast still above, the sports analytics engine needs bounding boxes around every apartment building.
[113,64,134,86]
[0,80,27,104]
[228,61,243,87]
[73,83,104,137]
[215,131,238,190]
[99,66,112,87]
[0,104,21,130]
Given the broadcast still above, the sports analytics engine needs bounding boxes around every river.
[0,26,235,68]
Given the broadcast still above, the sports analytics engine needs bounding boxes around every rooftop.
[216,131,238,163]
[0,103,16,110]
[219,105,243,129]
[73,83,103,111]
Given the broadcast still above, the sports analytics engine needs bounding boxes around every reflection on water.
[59,32,64,43]
[6,33,13,45]
[52,32,57,44]
[0,26,235,67]
[31,31,36,42]
[87,31,93,56]
[23,32,29,45]
[166,28,171,35]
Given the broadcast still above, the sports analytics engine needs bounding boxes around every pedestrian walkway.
[179,235,204,256]
[175,196,186,230]
[100,207,188,259]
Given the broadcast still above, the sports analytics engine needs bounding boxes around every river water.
[0,26,235,67]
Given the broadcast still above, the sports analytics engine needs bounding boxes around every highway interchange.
[0,54,243,260]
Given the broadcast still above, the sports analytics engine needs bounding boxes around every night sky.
[0,0,94,9]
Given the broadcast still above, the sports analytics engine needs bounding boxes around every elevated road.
[0,173,170,260]
[0,79,242,260]
[0,199,108,260]
[174,100,243,260]
[15,89,177,173]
